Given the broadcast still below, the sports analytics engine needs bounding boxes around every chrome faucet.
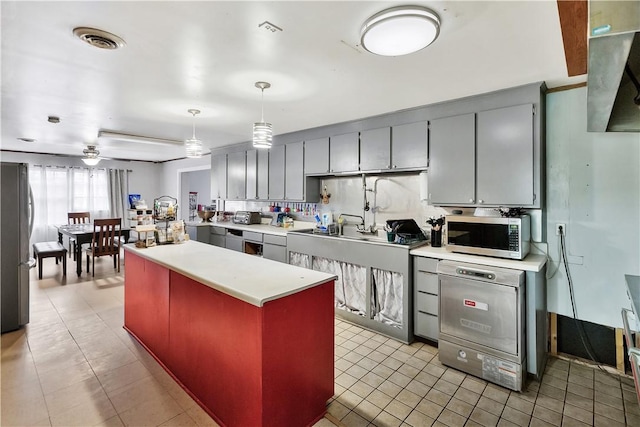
[339,213,377,235]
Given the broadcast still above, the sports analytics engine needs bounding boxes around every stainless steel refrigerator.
[1,162,35,333]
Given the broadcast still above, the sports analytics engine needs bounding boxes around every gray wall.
[546,87,640,329]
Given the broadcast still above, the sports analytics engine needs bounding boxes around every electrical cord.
[530,241,561,280]
[559,226,618,377]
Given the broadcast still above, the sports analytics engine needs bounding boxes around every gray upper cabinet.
[428,113,476,205]
[268,145,285,200]
[360,127,391,171]
[226,151,246,200]
[391,122,428,170]
[476,104,534,206]
[304,137,329,175]
[246,149,258,200]
[257,149,269,200]
[329,132,359,173]
[246,149,269,200]
[285,141,304,200]
[211,153,227,200]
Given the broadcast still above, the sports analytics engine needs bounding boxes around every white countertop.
[124,240,335,307]
[410,245,547,272]
[188,220,314,237]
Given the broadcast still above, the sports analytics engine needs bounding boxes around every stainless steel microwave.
[445,215,531,260]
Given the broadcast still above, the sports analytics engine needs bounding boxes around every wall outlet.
[555,223,566,236]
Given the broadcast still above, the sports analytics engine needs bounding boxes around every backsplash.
[224,173,542,241]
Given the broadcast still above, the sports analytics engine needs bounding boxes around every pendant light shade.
[253,82,272,148]
[82,145,101,166]
[185,109,203,158]
[361,6,440,56]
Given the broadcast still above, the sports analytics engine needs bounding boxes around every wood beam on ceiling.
[557,0,588,76]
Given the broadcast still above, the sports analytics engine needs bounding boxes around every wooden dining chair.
[86,218,122,277]
[67,212,90,260]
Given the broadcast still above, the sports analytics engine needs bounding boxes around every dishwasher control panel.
[455,268,495,280]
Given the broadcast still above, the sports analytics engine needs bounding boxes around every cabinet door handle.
[392,165,397,169]
[478,199,484,204]
[469,198,474,203]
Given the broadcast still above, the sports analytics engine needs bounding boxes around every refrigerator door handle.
[21,258,36,269]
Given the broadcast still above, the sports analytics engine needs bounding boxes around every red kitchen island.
[123,241,336,427]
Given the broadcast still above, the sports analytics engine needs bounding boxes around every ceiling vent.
[73,27,125,50]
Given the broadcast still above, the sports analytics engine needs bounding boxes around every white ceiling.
[1,1,584,163]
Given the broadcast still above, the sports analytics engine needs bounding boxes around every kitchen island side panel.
[124,252,170,357]
[261,280,335,426]
[168,271,263,427]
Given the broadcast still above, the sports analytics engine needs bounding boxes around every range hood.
[587,1,640,132]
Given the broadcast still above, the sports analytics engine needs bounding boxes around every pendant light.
[361,6,441,56]
[82,145,101,166]
[252,81,272,149]
[185,109,203,158]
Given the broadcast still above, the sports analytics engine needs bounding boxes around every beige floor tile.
[594,400,625,423]
[434,377,459,396]
[361,371,386,388]
[454,386,481,406]
[423,363,446,378]
[1,395,49,426]
[563,402,594,425]
[405,409,435,427]
[415,371,439,387]
[469,407,500,427]
[350,379,375,398]
[38,359,96,395]
[461,376,487,395]
[389,371,413,388]
[97,359,152,394]
[50,392,117,427]
[415,398,444,419]
[342,411,369,427]
[501,406,531,427]
[476,396,505,417]
[406,379,430,397]
[565,392,594,411]
[533,404,562,426]
[95,415,125,427]
[108,375,169,413]
[506,394,534,415]
[44,376,107,416]
[88,347,138,376]
[397,388,422,408]
[594,413,626,427]
[337,389,364,410]
[425,388,452,407]
[353,398,383,420]
[379,379,404,398]
[159,412,198,427]
[436,408,466,427]
[368,389,394,409]
[118,393,182,427]
[373,410,403,427]
[561,415,591,427]
[327,400,350,420]
[482,384,510,404]
[445,397,474,418]
[385,398,413,419]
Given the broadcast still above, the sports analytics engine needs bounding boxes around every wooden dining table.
[56,224,131,277]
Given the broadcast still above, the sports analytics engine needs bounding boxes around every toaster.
[233,211,261,225]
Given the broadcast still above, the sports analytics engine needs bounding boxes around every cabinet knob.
[478,199,484,204]
[469,198,474,203]
[392,165,397,169]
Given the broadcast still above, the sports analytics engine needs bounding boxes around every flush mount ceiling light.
[360,6,440,56]
[185,109,204,158]
[73,27,126,50]
[253,82,273,149]
[82,145,101,166]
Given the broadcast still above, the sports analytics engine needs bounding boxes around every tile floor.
[2,256,639,427]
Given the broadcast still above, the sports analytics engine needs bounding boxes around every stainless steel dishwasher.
[437,260,526,391]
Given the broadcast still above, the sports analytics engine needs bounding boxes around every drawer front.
[243,231,263,243]
[416,291,438,315]
[415,271,439,294]
[264,234,286,246]
[210,235,225,248]
[210,226,226,236]
[415,256,438,273]
[225,236,243,252]
[415,311,439,341]
[263,244,287,263]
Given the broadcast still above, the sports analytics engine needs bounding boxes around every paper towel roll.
[419,170,429,202]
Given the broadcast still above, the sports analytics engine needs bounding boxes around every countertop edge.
[124,242,336,307]
[410,246,547,272]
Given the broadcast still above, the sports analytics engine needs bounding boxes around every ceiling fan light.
[253,122,273,148]
[82,145,101,165]
[185,138,204,158]
[361,6,440,56]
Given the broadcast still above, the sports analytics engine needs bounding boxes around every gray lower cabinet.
[304,137,329,175]
[359,127,390,171]
[414,256,439,341]
[225,230,243,252]
[268,145,285,200]
[264,233,287,263]
[196,226,210,244]
[391,121,428,170]
[226,151,246,200]
[209,226,226,248]
[329,132,359,173]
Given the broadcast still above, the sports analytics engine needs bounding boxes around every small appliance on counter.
[233,211,261,225]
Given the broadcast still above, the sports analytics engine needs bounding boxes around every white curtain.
[108,169,129,220]
[29,165,121,245]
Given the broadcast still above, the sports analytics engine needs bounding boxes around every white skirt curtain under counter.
[371,268,404,328]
